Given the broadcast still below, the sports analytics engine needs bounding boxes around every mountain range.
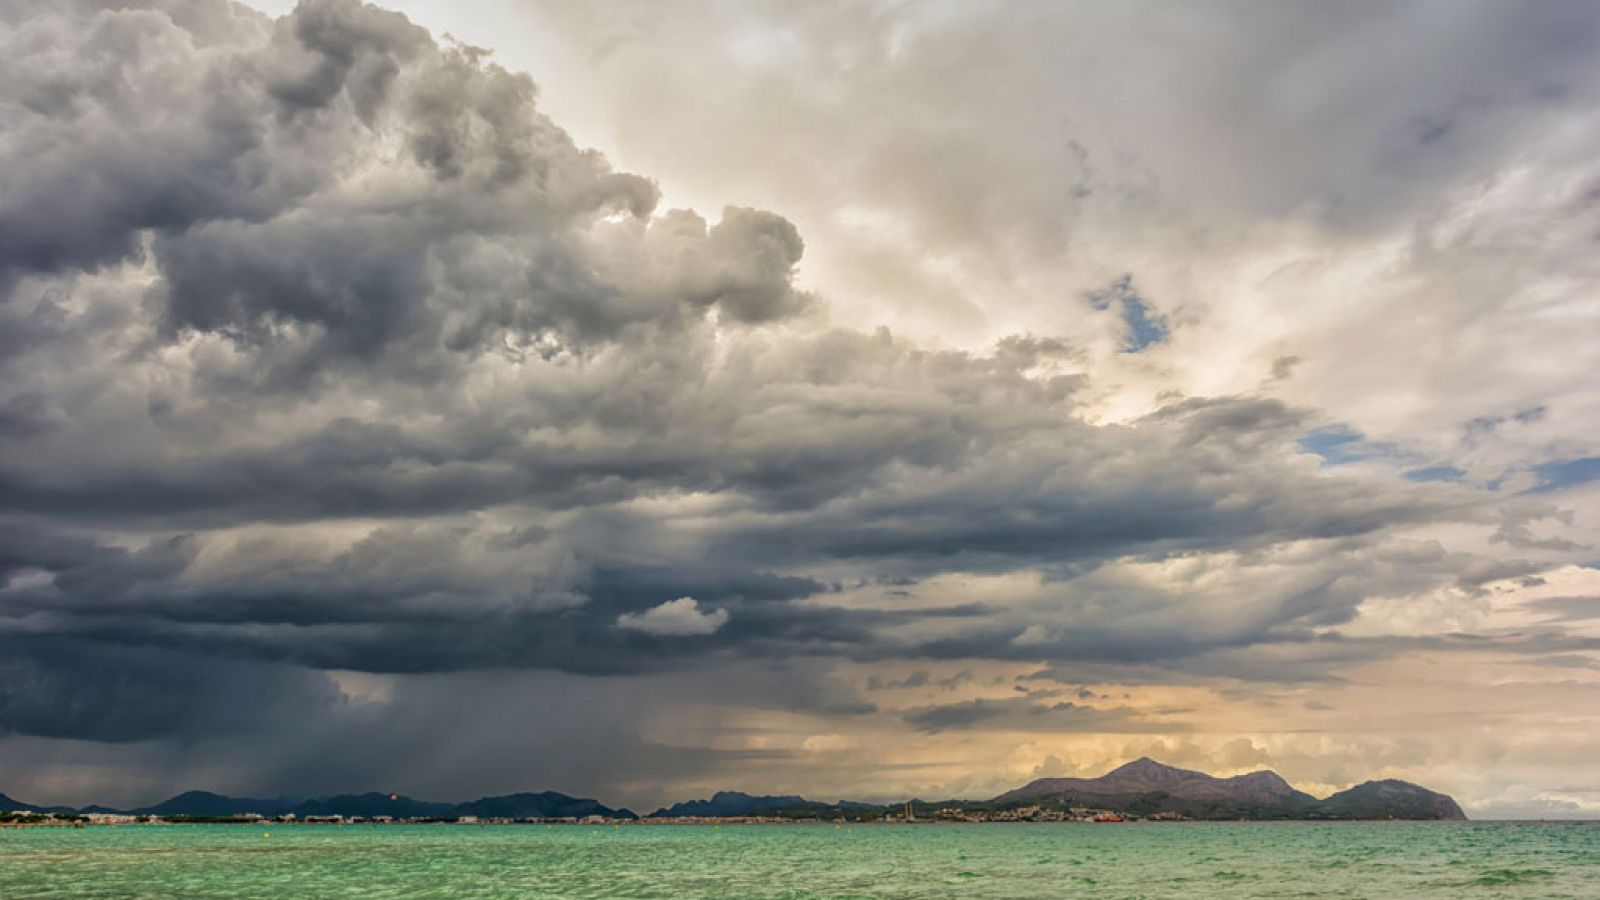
[647,759,1465,821]
[648,791,882,818]
[1,758,1466,821]
[650,791,807,818]
[0,789,635,820]
[993,758,1466,819]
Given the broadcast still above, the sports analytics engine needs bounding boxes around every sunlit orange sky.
[2,0,1598,817]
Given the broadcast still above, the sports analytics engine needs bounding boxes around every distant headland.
[2,758,1464,826]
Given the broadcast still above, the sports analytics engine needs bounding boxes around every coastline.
[8,814,1539,829]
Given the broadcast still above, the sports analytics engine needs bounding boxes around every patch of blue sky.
[1086,274,1169,353]
[1300,425,1471,482]
[1526,456,1600,493]
[1298,425,1369,466]
[1120,294,1169,352]
[1404,465,1466,483]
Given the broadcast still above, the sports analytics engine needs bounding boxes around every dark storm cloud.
[0,636,343,742]
[0,0,1545,754]
[901,696,1170,734]
[0,0,805,375]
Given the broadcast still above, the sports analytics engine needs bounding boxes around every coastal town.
[646,806,1141,825]
[3,806,1166,828]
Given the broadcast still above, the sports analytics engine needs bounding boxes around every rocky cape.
[992,758,1467,820]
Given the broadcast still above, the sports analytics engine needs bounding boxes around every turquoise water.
[2,822,1596,898]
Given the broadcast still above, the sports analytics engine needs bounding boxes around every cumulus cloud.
[616,597,729,636]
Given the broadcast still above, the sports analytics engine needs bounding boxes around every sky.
[1,0,1598,819]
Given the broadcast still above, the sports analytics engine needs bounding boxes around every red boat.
[1092,814,1125,823]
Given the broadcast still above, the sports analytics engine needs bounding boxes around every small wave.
[1472,868,1555,886]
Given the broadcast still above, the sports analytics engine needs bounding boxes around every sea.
[2,821,1596,898]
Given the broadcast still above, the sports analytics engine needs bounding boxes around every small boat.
[1092,814,1125,823]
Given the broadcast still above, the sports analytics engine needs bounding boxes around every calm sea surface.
[2,821,1596,898]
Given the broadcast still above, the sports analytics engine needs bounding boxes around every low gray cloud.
[901,695,1171,735]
